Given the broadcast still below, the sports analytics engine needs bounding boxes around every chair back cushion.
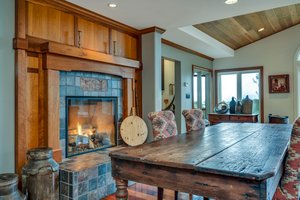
[273,117,300,200]
[182,109,206,132]
[148,111,178,141]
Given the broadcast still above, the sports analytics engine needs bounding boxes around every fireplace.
[66,96,118,157]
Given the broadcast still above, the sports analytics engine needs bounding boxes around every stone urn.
[22,147,59,200]
[0,173,26,200]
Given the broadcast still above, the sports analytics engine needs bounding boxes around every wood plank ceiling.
[194,4,300,50]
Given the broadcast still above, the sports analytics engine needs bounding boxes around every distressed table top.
[110,123,292,181]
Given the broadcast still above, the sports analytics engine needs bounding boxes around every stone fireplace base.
[59,149,120,200]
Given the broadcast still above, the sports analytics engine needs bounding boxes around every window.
[215,67,264,121]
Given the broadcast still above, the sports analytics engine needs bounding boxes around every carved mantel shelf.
[14,37,140,79]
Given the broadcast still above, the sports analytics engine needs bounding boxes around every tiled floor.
[103,183,205,200]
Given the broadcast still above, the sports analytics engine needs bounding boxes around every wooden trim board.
[162,39,214,61]
[41,42,140,69]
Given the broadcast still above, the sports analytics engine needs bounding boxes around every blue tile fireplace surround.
[59,71,124,199]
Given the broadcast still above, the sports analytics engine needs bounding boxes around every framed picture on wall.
[268,74,289,93]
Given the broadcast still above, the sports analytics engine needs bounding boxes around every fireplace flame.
[77,122,82,135]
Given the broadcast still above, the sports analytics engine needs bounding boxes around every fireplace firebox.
[66,96,118,157]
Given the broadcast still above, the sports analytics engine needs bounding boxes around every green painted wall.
[0,0,15,172]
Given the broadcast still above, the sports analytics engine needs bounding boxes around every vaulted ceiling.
[194,4,300,50]
[67,0,300,58]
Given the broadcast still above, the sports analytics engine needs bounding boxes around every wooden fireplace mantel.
[14,38,140,79]
[41,42,140,69]
[14,0,142,179]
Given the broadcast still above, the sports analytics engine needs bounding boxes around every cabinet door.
[27,2,74,45]
[77,18,109,53]
[111,30,138,60]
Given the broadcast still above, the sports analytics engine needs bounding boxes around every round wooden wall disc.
[120,115,148,146]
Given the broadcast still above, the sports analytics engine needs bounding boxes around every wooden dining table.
[109,123,292,200]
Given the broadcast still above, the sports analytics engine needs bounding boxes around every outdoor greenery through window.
[217,69,261,116]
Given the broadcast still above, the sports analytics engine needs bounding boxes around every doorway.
[192,65,213,119]
[162,58,182,132]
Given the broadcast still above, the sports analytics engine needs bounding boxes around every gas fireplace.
[66,96,118,157]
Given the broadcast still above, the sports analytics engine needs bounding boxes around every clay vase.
[235,101,242,114]
[241,95,253,114]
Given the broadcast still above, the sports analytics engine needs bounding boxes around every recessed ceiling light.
[108,3,117,8]
[258,28,265,32]
[225,0,238,5]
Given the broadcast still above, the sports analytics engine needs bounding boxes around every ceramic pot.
[235,101,242,114]
[241,95,253,114]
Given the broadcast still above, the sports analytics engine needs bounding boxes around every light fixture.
[225,0,238,5]
[258,28,265,32]
[108,3,117,8]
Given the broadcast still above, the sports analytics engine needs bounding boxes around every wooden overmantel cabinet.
[208,113,259,125]
[26,1,139,60]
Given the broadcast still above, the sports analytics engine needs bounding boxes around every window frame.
[192,65,213,118]
[215,66,264,122]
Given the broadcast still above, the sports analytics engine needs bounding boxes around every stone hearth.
[59,151,115,199]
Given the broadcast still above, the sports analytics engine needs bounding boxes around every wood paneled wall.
[14,0,141,178]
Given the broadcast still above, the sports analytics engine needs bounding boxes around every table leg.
[115,179,128,200]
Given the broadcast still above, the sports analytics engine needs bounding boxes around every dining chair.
[148,110,178,200]
[182,109,206,132]
[182,109,209,200]
[272,117,300,200]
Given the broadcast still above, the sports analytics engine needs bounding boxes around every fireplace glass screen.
[66,97,117,157]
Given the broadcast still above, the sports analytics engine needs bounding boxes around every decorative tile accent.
[89,178,98,191]
[80,77,107,91]
[60,170,69,183]
[78,194,88,200]
[60,182,69,196]
[98,164,106,176]
[98,175,106,188]
[78,182,88,196]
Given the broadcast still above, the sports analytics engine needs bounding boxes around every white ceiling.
[67,0,300,59]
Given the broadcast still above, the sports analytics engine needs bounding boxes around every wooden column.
[15,0,27,176]
[44,70,62,162]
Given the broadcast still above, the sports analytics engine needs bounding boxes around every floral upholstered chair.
[182,109,206,132]
[273,117,300,200]
[147,110,178,200]
[148,110,178,141]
